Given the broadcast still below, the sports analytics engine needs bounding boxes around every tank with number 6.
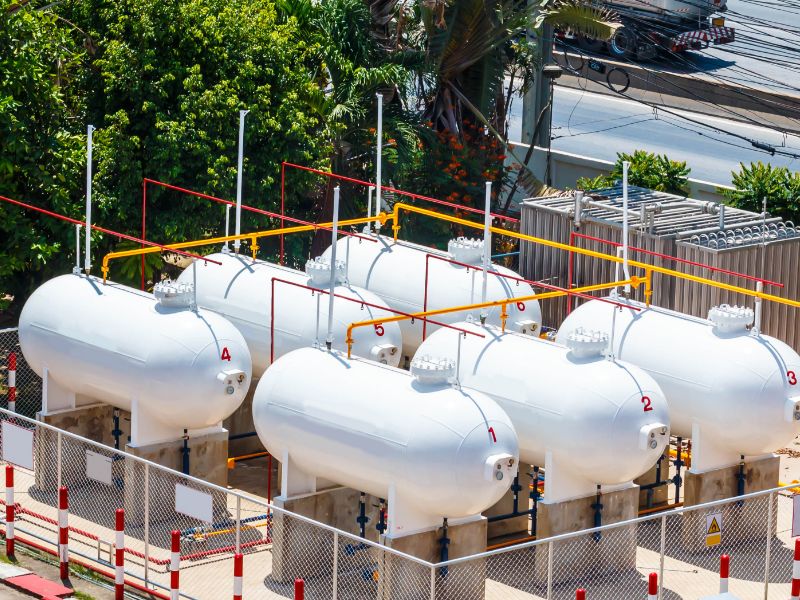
[414,320,670,502]
[557,298,800,472]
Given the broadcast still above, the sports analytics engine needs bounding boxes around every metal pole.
[375,94,383,225]
[658,514,666,600]
[326,186,340,349]
[235,496,241,554]
[763,491,774,600]
[74,225,81,274]
[367,186,374,225]
[480,181,492,320]
[84,125,95,274]
[144,463,150,587]
[622,161,631,293]
[754,280,764,335]
[234,109,249,253]
[430,566,435,600]
[56,431,63,489]
[546,540,553,600]
[332,531,338,600]
[224,205,231,252]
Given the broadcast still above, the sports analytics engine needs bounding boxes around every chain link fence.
[0,328,42,418]
[0,405,798,599]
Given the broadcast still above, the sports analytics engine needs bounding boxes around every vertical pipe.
[84,125,95,274]
[546,541,553,600]
[753,281,763,335]
[622,161,631,293]
[280,162,286,265]
[74,225,81,275]
[115,508,124,600]
[141,180,147,290]
[332,531,339,600]
[58,486,69,580]
[375,94,383,223]
[5,465,14,558]
[763,491,773,600]
[233,553,243,600]
[234,496,241,554]
[367,185,374,224]
[144,463,150,587]
[326,186,340,350]
[790,538,800,600]
[234,109,249,253]
[224,205,231,252]
[56,431,62,489]
[658,515,666,600]
[182,429,190,475]
[573,191,583,228]
[480,182,492,321]
[719,554,730,593]
[192,261,198,313]
[170,530,180,600]
[7,353,15,414]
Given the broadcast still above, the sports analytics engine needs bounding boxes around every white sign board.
[85,450,113,486]
[792,494,800,537]
[2,421,34,470]
[175,484,213,524]
[706,512,723,547]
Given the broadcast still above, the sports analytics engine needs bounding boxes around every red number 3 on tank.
[789,370,798,386]
[641,396,653,412]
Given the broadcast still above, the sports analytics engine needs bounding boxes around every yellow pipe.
[391,203,800,309]
[101,213,391,282]
[226,451,270,470]
[191,521,269,540]
[779,480,800,494]
[345,279,638,358]
[668,447,691,467]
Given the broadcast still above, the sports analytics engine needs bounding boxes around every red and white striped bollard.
[170,530,180,600]
[576,589,586,600]
[719,554,730,593]
[115,508,124,599]
[294,578,304,600]
[790,538,800,600]
[647,572,657,599]
[7,353,15,413]
[58,486,68,579]
[233,552,243,600]
[5,465,14,558]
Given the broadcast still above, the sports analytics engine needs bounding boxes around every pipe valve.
[639,423,669,451]
[484,453,516,483]
[218,369,247,395]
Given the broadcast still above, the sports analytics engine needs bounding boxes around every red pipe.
[0,194,220,269]
[281,162,520,223]
[571,231,783,288]
[141,180,147,290]
[269,277,485,364]
[567,231,575,315]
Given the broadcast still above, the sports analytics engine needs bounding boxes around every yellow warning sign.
[706,513,723,547]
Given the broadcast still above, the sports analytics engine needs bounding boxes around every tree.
[723,162,800,223]
[577,150,691,196]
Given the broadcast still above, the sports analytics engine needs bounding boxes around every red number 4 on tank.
[221,347,231,361]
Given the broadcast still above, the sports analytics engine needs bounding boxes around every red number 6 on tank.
[641,396,653,412]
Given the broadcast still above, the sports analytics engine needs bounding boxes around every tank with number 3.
[414,320,670,502]
[557,298,800,471]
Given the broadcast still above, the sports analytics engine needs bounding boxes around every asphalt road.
[508,86,800,185]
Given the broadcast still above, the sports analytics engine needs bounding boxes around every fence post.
[790,538,800,600]
[658,514,666,600]
[56,431,62,489]
[764,491,774,600]
[719,554,730,593]
[58,486,68,580]
[5,465,14,558]
[234,496,241,554]
[648,572,657,600]
[547,540,554,600]
[115,508,124,600]
[7,353,15,413]
[294,578,304,600]
[170,530,180,600]
[143,463,150,588]
[332,531,338,600]
[233,552,243,600]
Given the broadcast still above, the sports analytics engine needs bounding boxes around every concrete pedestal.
[224,378,265,457]
[534,486,640,583]
[270,487,382,582]
[680,454,779,551]
[635,453,670,509]
[380,518,487,600]
[484,465,533,540]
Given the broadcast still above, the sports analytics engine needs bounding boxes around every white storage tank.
[252,347,519,536]
[557,298,800,472]
[321,234,543,357]
[175,252,403,376]
[19,274,252,446]
[414,321,670,502]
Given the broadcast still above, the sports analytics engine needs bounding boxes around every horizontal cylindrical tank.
[19,274,252,442]
[175,252,402,376]
[253,347,519,536]
[415,322,669,502]
[557,298,800,471]
[321,235,542,357]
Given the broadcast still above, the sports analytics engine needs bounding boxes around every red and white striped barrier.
[791,538,800,600]
[294,577,304,600]
[170,530,180,600]
[115,508,124,600]
[233,552,243,600]
[576,589,586,600]
[648,572,657,599]
[5,465,14,558]
[7,352,16,413]
[719,554,730,593]
[58,486,68,580]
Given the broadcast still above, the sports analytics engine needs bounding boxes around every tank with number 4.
[414,320,670,502]
[557,298,800,471]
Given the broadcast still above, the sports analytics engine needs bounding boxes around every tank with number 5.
[414,320,670,502]
[557,298,800,472]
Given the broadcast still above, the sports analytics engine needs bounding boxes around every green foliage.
[576,150,690,196]
[723,162,800,222]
